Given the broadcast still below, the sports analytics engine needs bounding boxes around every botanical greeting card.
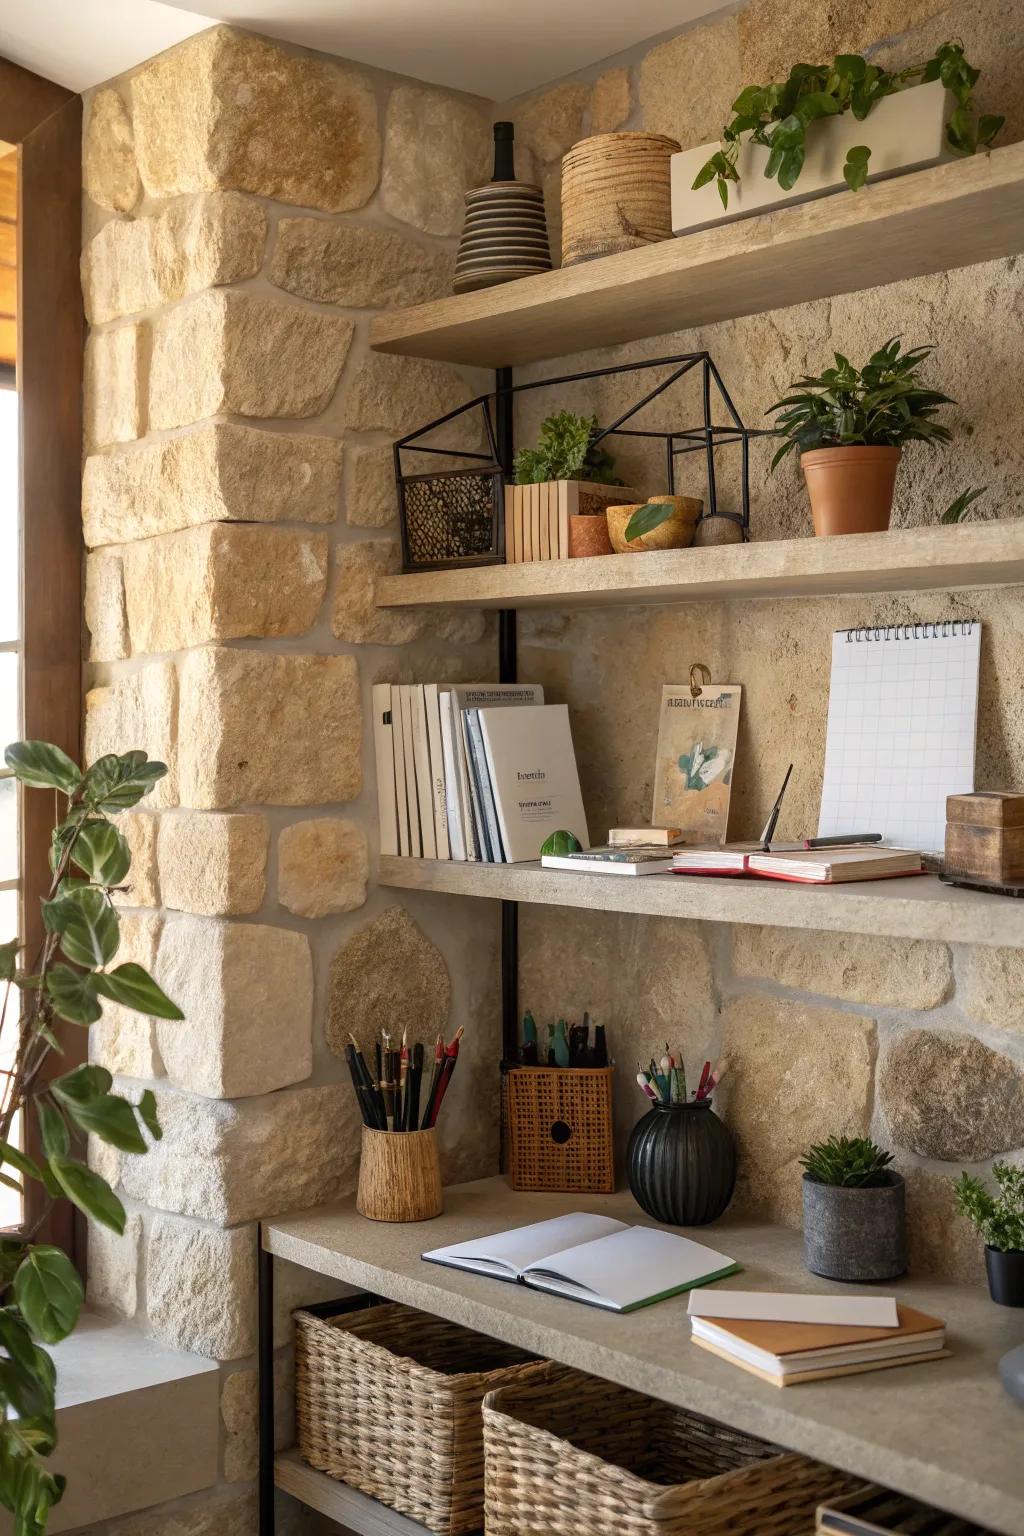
[651,685,742,846]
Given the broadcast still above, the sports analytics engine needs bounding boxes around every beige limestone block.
[737,0,949,86]
[146,1216,255,1360]
[347,443,397,528]
[158,812,268,917]
[83,422,342,547]
[132,26,381,212]
[155,916,312,1098]
[639,15,741,150]
[332,539,422,646]
[731,927,952,1010]
[177,648,361,809]
[961,946,1024,1033]
[86,1210,142,1319]
[118,812,160,908]
[271,218,453,308]
[879,1029,1024,1161]
[103,1487,259,1536]
[83,88,140,213]
[516,82,590,165]
[899,1162,987,1283]
[84,549,129,661]
[722,996,876,1226]
[84,324,144,448]
[82,191,267,325]
[590,69,632,135]
[84,660,178,808]
[278,818,368,918]
[220,1361,297,1481]
[90,912,165,1079]
[121,524,328,653]
[149,290,353,429]
[326,906,450,1058]
[340,352,481,446]
[114,1083,360,1224]
[381,86,491,237]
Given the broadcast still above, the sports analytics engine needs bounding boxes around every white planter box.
[672,79,953,235]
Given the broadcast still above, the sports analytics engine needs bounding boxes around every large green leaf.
[3,743,80,795]
[50,887,119,970]
[50,1064,112,1103]
[95,963,183,1020]
[13,1247,83,1344]
[35,1104,68,1162]
[623,502,676,543]
[44,967,102,1027]
[81,753,167,813]
[0,941,17,982]
[0,1143,45,1186]
[59,1094,146,1155]
[49,1159,125,1234]
[70,821,130,886]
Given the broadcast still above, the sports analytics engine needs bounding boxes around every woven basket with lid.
[561,131,680,266]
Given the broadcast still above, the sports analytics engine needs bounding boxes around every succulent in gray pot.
[800,1136,906,1282]
[954,1163,1024,1308]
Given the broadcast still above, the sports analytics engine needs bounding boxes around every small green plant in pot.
[766,337,965,536]
[954,1163,1024,1307]
[511,411,633,559]
[800,1135,906,1281]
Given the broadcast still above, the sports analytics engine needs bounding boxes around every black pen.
[760,762,794,851]
[406,1042,424,1130]
[804,832,883,848]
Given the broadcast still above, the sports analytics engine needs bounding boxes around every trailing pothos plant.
[693,41,1003,209]
[0,741,182,1535]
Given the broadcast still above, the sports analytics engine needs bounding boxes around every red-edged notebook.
[672,846,924,884]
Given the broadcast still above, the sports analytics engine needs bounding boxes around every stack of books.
[373,683,589,863]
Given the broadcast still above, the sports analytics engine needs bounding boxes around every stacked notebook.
[373,683,589,863]
[672,845,925,883]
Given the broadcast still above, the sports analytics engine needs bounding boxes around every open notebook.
[422,1212,739,1313]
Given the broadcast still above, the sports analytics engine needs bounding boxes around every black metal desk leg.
[258,1234,275,1535]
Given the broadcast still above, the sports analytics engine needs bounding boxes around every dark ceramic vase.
[986,1246,1024,1307]
[627,1100,736,1226]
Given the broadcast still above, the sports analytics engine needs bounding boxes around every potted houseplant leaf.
[510,410,635,560]
[766,337,957,536]
[801,1134,906,1281]
[607,495,703,554]
[954,1163,1024,1307]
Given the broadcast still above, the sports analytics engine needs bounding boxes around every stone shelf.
[264,1180,1024,1535]
[376,521,1024,613]
[275,1452,455,1536]
[378,857,1024,948]
[369,144,1024,367]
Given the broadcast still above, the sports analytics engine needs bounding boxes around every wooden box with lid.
[945,792,1024,886]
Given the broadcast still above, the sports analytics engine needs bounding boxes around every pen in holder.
[356,1125,443,1223]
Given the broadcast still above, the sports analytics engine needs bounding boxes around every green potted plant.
[800,1134,906,1281]
[510,410,634,560]
[766,337,956,535]
[954,1163,1024,1308]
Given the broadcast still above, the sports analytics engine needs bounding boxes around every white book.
[390,684,411,858]
[687,1290,899,1328]
[424,684,450,860]
[478,703,589,863]
[690,1319,942,1379]
[423,1212,739,1313]
[466,708,505,860]
[439,693,467,861]
[410,686,437,860]
[398,686,422,858]
[449,686,545,863]
[371,684,399,858]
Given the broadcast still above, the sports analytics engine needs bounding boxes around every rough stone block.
[339,352,481,446]
[639,15,741,150]
[132,26,381,211]
[158,812,268,917]
[84,324,144,448]
[121,524,328,653]
[87,1209,142,1319]
[82,191,267,325]
[84,661,178,808]
[278,818,368,918]
[83,423,342,547]
[155,916,313,1099]
[177,648,361,809]
[118,813,160,908]
[271,219,452,307]
[731,927,952,1010]
[332,539,423,645]
[146,1216,255,1360]
[961,945,1024,1032]
[347,444,397,527]
[722,996,876,1226]
[590,69,632,134]
[879,1029,1024,1160]
[102,1486,259,1536]
[899,1163,987,1283]
[90,913,165,1079]
[737,0,949,86]
[381,86,490,236]
[83,88,140,213]
[326,906,450,1059]
[221,1359,296,1482]
[516,82,590,166]
[84,549,129,661]
[149,290,353,430]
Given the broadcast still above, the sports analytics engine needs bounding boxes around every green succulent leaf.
[94,964,183,1020]
[3,742,81,795]
[13,1246,84,1344]
[48,1158,126,1235]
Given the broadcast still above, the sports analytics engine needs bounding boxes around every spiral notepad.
[818,622,981,853]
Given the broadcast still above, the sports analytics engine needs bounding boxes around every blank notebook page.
[818,623,981,853]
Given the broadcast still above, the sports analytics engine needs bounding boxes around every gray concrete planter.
[802,1171,907,1282]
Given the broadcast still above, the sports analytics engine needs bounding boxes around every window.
[0,140,19,1230]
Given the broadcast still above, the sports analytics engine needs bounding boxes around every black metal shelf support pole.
[496,366,519,1124]
[258,1232,275,1535]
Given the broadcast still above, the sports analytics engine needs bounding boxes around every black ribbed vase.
[627,1101,736,1226]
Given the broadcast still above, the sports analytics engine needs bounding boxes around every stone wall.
[80,26,500,1530]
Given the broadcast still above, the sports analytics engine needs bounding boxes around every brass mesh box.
[505,1066,614,1194]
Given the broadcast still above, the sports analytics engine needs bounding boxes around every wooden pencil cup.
[356,1126,443,1223]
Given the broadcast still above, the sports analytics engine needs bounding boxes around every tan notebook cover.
[706,1303,943,1358]
[692,1335,951,1387]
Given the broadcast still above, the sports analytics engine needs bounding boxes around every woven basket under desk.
[483,1363,864,1536]
[294,1302,545,1535]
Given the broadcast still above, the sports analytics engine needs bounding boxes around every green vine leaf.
[94,964,184,1020]
[623,502,676,543]
[49,1065,112,1103]
[44,968,102,1028]
[35,1104,69,1162]
[3,743,80,795]
[70,822,130,887]
[57,1095,146,1156]
[0,1143,45,1186]
[0,940,17,982]
[13,1247,84,1345]
[46,888,119,971]
[48,1159,126,1235]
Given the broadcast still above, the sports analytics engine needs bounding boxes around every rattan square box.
[294,1301,543,1535]
[505,1065,614,1193]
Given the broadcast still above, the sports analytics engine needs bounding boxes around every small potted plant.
[766,338,955,536]
[954,1162,1024,1307]
[800,1134,906,1281]
[510,410,635,559]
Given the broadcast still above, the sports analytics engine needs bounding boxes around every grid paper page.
[818,624,981,853]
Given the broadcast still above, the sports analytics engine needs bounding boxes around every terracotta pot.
[801,445,902,536]
[567,513,614,558]
[607,497,701,553]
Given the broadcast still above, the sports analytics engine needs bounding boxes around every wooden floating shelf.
[275,1450,459,1536]
[370,144,1024,367]
[376,521,1024,613]
[379,857,1024,948]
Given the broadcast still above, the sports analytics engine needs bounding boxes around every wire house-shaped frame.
[392,352,770,573]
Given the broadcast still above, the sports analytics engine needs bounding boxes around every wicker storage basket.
[483,1363,863,1535]
[506,1066,614,1193]
[295,1301,544,1535]
[561,132,680,266]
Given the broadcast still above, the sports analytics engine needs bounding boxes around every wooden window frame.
[0,60,84,1259]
